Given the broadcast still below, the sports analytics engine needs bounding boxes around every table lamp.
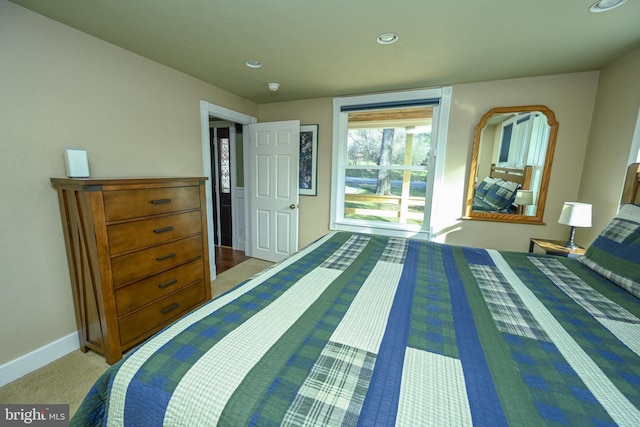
[558,202,592,249]
[515,190,534,214]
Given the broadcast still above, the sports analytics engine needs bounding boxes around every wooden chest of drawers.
[51,177,211,364]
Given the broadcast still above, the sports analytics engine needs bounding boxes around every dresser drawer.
[108,211,202,256]
[115,259,205,315]
[118,281,206,346]
[103,186,201,222]
[111,235,204,286]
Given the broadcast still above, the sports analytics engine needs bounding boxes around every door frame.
[200,101,257,278]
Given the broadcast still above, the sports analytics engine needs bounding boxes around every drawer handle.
[155,252,176,261]
[151,198,172,205]
[158,278,178,289]
[160,302,179,315]
[153,226,174,234]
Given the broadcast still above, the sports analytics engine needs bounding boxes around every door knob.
[289,204,297,209]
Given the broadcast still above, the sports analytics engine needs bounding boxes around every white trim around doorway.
[199,101,257,279]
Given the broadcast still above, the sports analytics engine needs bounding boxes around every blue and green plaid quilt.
[72,232,640,426]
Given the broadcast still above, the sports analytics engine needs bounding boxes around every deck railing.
[344,193,425,222]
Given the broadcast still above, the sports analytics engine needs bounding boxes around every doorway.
[210,125,233,247]
[200,101,256,279]
[202,108,300,264]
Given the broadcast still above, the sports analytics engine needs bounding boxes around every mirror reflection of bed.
[471,163,532,214]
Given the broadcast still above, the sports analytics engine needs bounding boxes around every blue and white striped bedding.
[72,232,640,426]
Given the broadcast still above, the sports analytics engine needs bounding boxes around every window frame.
[330,87,452,239]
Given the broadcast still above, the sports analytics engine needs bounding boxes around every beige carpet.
[211,257,274,298]
[0,257,272,417]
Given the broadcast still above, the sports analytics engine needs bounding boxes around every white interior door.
[247,120,300,262]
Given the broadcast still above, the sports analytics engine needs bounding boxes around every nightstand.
[529,238,586,258]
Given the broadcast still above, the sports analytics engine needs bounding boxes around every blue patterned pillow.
[475,177,498,200]
[484,179,519,211]
[578,203,640,298]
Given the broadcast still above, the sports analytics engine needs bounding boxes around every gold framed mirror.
[464,105,559,224]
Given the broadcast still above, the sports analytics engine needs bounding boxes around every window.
[219,137,231,193]
[498,124,513,163]
[331,88,451,239]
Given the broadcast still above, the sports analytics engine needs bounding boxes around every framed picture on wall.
[299,124,318,196]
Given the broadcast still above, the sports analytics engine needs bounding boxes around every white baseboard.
[0,332,79,388]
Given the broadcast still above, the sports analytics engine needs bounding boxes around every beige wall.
[0,0,257,365]
[578,46,640,244]
[260,72,600,252]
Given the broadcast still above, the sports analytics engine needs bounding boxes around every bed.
[72,164,640,427]
[472,164,533,213]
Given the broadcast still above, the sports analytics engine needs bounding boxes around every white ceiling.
[9,0,640,104]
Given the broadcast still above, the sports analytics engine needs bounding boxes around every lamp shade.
[515,190,534,206]
[558,202,592,227]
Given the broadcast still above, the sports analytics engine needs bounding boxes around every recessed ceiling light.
[590,0,627,12]
[245,60,262,69]
[377,33,398,45]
